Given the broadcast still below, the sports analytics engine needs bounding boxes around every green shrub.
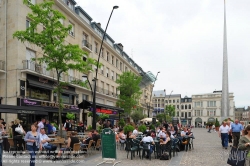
[87,125,92,131]
[66,112,75,120]
[123,125,134,134]
[156,121,161,127]
[149,124,155,130]
[138,125,147,133]
[51,122,59,130]
[118,119,126,128]
[215,118,220,127]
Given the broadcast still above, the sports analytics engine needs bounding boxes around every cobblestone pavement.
[2,128,231,166]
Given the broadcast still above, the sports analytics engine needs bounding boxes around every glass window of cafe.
[61,93,74,105]
[26,86,51,101]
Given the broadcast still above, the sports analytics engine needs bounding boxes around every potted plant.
[215,118,220,131]
[66,112,75,120]
[123,125,134,135]
[118,119,125,128]
[138,124,147,133]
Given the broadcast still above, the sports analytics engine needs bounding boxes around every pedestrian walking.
[207,123,212,133]
[219,121,230,149]
[238,125,250,166]
[231,119,243,147]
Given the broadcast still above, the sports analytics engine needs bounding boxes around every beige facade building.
[192,91,235,127]
[0,0,154,128]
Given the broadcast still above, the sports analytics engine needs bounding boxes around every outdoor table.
[49,138,56,141]
[48,134,56,137]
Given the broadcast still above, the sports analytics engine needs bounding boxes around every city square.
[0,0,250,166]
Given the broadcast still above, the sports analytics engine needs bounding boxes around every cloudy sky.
[75,0,250,107]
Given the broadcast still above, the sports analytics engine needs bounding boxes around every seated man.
[39,128,57,159]
[141,131,155,158]
[80,132,93,149]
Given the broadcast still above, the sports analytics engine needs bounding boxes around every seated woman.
[118,129,126,143]
[55,131,79,160]
[127,131,136,139]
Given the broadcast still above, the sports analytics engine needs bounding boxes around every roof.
[153,90,166,97]
[165,94,181,98]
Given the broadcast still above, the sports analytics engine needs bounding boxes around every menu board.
[101,128,116,159]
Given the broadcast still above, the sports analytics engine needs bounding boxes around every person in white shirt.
[39,128,57,158]
[219,121,230,149]
[181,128,188,136]
[37,118,45,133]
[133,127,138,136]
[141,131,155,158]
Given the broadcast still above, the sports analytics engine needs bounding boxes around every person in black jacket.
[92,130,100,143]
[12,119,26,156]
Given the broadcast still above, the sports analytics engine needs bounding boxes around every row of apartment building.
[0,0,154,127]
[152,90,235,126]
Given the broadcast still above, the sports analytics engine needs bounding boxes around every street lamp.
[148,71,160,118]
[92,6,119,130]
[82,75,93,97]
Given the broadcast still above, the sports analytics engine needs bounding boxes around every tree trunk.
[57,73,63,138]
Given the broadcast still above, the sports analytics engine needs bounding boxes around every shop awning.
[195,118,202,122]
[0,105,48,115]
[62,89,78,96]
[78,100,124,113]
[27,79,54,90]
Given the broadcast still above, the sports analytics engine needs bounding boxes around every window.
[26,49,35,60]
[66,0,74,10]
[207,101,216,107]
[69,22,74,36]
[188,112,191,117]
[106,52,109,61]
[62,93,74,104]
[169,100,171,103]
[116,59,119,68]
[189,104,191,109]
[68,69,74,82]
[155,104,157,107]
[101,65,104,74]
[82,94,89,101]
[101,48,104,57]
[106,84,109,95]
[177,112,179,117]
[181,112,184,117]
[177,99,179,103]
[194,101,203,107]
[111,56,114,65]
[173,100,175,103]
[185,105,187,109]
[181,105,184,109]
[120,62,123,71]
[106,68,109,77]
[111,86,114,96]
[94,42,98,53]
[165,100,168,103]
[26,86,50,101]
[125,66,128,72]
[177,105,179,109]
[83,56,87,62]
[207,109,216,116]
[100,81,104,93]
[26,19,31,29]
[28,0,36,5]
[111,71,114,80]
[116,73,119,80]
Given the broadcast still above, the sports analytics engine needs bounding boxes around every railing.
[82,40,92,50]
[95,86,118,98]
[0,60,5,70]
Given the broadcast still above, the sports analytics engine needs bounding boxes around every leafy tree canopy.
[116,72,142,116]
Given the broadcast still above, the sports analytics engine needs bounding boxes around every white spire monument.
[221,0,229,121]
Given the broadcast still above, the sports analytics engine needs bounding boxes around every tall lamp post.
[92,6,119,130]
[148,71,160,118]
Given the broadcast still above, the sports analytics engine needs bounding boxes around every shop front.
[17,98,79,125]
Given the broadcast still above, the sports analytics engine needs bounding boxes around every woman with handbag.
[238,125,250,166]
[24,125,40,166]
[11,119,26,156]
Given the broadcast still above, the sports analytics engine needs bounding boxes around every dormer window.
[67,0,74,10]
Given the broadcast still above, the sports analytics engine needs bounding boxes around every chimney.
[117,43,123,51]
[97,23,101,27]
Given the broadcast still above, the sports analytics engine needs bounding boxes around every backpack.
[160,152,169,160]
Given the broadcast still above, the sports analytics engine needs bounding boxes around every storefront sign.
[39,78,48,84]
[17,110,35,114]
[91,108,118,115]
[20,98,79,110]
[20,80,25,96]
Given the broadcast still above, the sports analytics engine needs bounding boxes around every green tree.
[13,0,97,136]
[165,105,176,117]
[130,110,144,123]
[156,113,165,123]
[116,72,142,116]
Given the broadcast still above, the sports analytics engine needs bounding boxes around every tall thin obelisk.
[221,0,229,121]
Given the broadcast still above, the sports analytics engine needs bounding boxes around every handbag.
[227,147,247,166]
[15,124,24,135]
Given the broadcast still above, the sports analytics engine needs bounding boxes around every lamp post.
[92,6,119,130]
[148,71,160,118]
[82,75,93,97]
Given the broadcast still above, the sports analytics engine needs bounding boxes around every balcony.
[82,40,92,52]
[21,60,89,89]
[95,86,118,98]
[0,60,5,73]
